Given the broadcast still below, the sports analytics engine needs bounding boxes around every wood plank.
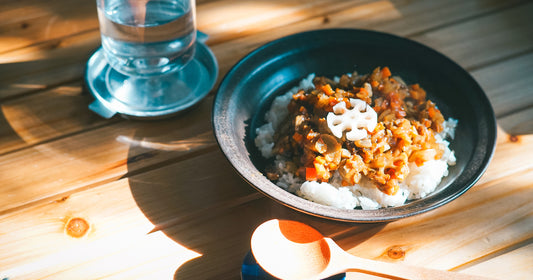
[411,1,533,70]
[1,147,531,279]
[1,22,533,215]
[1,1,531,279]
[478,125,533,186]
[0,0,526,99]
[0,121,532,279]
[289,0,528,37]
[461,241,533,280]
[1,90,532,216]
[0,150,261,279]
[0,95,217,213]
[471,52,533,118]
[0,0,369,59]
[0,0,364,54]
[0,81,108,154]
[212,0,533,79]
[1,0,522,54]
[1,0,363,99]
[0,1,528,153]
[0,0,530,218]
[198,0,372,45]
[337,171,533,272]
[0,0,98,54]
[40,230,201,280]
[0,180,201,280]
[361,0,528,36]
[498,106,533,136]
[0,30,101,99]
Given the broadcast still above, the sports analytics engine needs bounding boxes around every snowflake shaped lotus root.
[327,98,378,141]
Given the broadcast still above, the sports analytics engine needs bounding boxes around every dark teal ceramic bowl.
[213,29,496,222]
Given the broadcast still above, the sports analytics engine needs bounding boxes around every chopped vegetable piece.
[320,84,335,96]
[305,167,317,181]
[381,66,391,78]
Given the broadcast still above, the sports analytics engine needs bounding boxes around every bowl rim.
[212,28,497,222]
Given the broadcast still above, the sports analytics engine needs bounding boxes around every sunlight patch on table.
[0,230,201,279]
[116,131,215,152]
[0,179,202,279]
[199,2,289,34]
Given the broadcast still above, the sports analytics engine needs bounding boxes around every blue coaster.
[241,251,346,280]
[85,31,218,119]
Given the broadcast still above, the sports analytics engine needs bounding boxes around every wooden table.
[1,0,532,279]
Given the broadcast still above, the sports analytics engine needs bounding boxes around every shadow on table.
[128,166,386,279]
[124,1,533,277]
[124,103,386,279]
[498,116,533,137]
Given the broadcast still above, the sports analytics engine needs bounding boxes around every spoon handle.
[326,239,494,280]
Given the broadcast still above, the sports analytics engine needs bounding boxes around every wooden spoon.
[251,219,493,280]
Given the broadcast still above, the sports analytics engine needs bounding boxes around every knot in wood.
[509,135,519,143]
[65,217,89,238]
[386,245,405,259]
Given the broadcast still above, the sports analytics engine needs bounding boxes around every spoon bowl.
[251,219,494,280]
[251,219,331,279]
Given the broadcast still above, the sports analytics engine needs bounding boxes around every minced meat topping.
[266,67,447,195]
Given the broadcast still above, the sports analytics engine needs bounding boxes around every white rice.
[255,74,315,158]
[255,74,457,209]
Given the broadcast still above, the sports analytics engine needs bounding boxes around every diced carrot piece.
[397,139,407,150]
[314,156,326,165]
[320,84,335,96]
[385,168,396,179]
[292,132,304,143]
[371,80,380,88]
[306,167,317,181]
[381,67,392,78]
[396,110,407,118]
[292,90,305,100]
[328,97,339,107]
[428,106,439,118]
[357,87,369,99]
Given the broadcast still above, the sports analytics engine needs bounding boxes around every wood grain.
[1,148,531,278]
[0,0,532,279]
[0,0,530,153]
[0,150,258,279]
[0,96,217,213]
[461,241,533,280]
[341,171,533,269]
[411,1,533,70]
[0,30,101,99]
[471,52,533,118]
[0,0,98,54]
[0,0,529,214]
[1,0,527,99]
